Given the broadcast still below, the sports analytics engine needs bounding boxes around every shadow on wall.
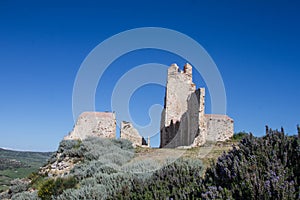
[160,89,204,148]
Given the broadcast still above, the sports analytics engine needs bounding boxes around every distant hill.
[0,148,52,165]
[0,148,53,192]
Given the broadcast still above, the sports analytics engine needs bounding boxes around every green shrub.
[232,131,248,141]
[37,176,77,200]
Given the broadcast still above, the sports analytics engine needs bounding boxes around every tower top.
[183,63,192,81]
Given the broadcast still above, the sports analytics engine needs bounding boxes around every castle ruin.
[160,63,233,148]
[64,112,116,140]
[64,112,148,147]
[65,63,233,148]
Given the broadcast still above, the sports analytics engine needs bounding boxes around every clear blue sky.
[0,0,299,151]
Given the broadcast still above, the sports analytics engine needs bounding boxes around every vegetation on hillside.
[231,131,248,141]
[109,129,300,199]
[199,129,300,199]
[0,148,52,193]
[1,127,299,200]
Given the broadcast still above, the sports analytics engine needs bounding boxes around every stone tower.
[160,64,233,148]
[160,63,206,148]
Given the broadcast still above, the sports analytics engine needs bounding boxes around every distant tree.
[231,131,248,141]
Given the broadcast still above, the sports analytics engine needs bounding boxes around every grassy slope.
[0,139,238,193]
[134,140,238,173]
[0,148,53,192]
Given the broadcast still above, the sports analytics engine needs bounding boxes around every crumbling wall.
[120,121,146,147]
[64,112,116,140]
[160,63,197,147]
[160,63,234,148]
[164,63,195,126]
[205,114,234,142]
[191,88,206,147]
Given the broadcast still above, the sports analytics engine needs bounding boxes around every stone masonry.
[160,63,234,148]
[64,112,116,140]
[64,112,148,148]
[64,63,233,148]
[120,121,148,147]
[205,114,234,142]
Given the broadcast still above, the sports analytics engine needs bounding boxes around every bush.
[232,131,248,141]
[198,130,300,199]
[37,176,77,200]
[9,127,300,199]
[81,137,134,162]
[120,158,161,174]
[50,138,135,199]
[112,129,300,199]
[9,179,29,194]
[113,158,203,199]
[57,184,107,200]
[11,191,40,200]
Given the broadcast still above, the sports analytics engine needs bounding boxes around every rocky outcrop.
[39,153,80,177]
[64,112,116,140]
[120,121,148,147]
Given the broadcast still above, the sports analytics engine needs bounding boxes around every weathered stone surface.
[163,63,196,127]
[39,153,80,177]
[64,112,116,140]
[120,121,147,147]
[191,88,206,147]
[160,63,198,147]
[160,64,234,148]
[205,114,234,142]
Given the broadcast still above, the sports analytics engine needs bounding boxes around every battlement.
[168,63,193,83]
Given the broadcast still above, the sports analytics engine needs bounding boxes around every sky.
[0,0,299,151]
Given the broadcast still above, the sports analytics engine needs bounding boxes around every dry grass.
[132,141,238,174]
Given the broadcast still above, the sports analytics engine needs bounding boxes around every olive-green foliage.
[37,176,77,200]
[28,172,47,191]
[232,131,248,141]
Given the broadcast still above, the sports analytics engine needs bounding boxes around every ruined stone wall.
[64,112,116,140]
[164,63,195,126]
[120,121,144,147]
[205,114,234,142]
[192,88,207,147]
[160,63,234,148]
[160,63,197,147]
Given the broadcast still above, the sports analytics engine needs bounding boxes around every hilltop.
[1,128,299,199]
